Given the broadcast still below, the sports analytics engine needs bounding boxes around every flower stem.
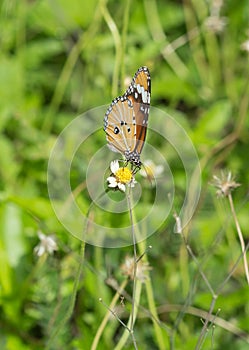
[126,188,138,341]
[91,279,128,350]
[114,281,142,350]
[228,193,249,284]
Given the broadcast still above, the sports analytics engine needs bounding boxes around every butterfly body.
[104,66,151,168]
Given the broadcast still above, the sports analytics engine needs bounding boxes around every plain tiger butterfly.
[104,66,151,169]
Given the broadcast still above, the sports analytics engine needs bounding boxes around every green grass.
[0,0,249,349]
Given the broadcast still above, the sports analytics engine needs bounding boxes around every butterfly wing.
[104,96,136,155]
[125,66,151,155]
[104,66,151,166]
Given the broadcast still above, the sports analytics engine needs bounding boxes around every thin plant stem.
[120,0,131,88]
[228,193,249,284]
[221,31,240,105]
[203,29,221,92]
[91,279,128,350]
[97,185,140,350]
[133,215,168,349]
[42,3,102,132]
[144,0,188,78]
[162,27,199,55]
[106,270,171,344]
[217,240,249,294]
[195,0,222,91]
[195,296,217,350]
[180,227,218,349]
[235,77,249,134]
[195,240,249,349]
[181,232,216,296]
[182,237,218,350]
[100,0,122,97]
[179,244,190,297]
[126,188,138,341]
[157,303,249,341]
[180,218,249,349]
[144,276,168,350]
[114,281,142,350]
[182,0,208,86]
[99,298,131,331]
[102,180,167,349]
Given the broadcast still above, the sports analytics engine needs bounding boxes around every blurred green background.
[0,0,249,349]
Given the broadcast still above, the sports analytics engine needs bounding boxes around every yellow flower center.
[115,167,133,184]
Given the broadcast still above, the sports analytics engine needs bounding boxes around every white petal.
[107,177,117,187]
[108,178,118,188]
[107,176,116,183]
[108,183,117,189]
[37,231,45,241]
[46,236,58,251]
[118,183,126,192]
[108,182,118,188]
[34,245,45,257]
[110,160,120,173]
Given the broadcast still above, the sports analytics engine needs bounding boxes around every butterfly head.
[124,150,142,168]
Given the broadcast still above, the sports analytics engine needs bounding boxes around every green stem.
[114,281,142,350]
[131,204,168,350]
[182,0,208,87]
[228,193,249,284]
[144,0,188,79]
[42,2,102,132]
[126,188,138,349]
[145,277,168,349]
[100,0,122,97]
[91,279,128,350]
[138,237,168,350]
[120,0,131,89]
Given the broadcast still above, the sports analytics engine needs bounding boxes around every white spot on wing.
[142,88,147,103]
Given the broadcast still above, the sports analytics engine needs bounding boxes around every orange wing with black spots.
[104,67,151,167]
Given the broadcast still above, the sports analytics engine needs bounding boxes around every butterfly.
[104,66,151,169]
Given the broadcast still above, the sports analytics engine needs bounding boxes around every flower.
[107,160,136,192]
[211,171,240,197]
[241,39,249,52]
[120,256,152,282]
[140,159,164,184]
[205,15,227,33]
[34,231,58,257]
